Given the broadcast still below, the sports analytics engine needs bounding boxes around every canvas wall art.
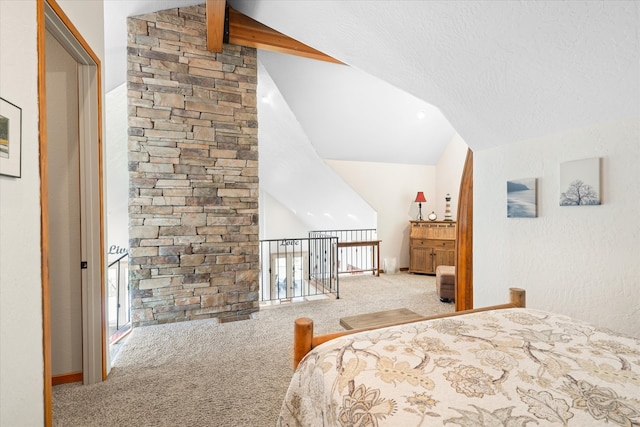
[507,178,537,218]
[560,157,601,206]
[0,97,22,177]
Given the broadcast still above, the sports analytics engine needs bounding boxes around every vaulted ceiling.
[229,0,639,152]
[104,0,462,166]
[104,1,639,231]
[106,0,639,164]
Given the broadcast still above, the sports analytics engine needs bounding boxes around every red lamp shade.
[414,192,426,203]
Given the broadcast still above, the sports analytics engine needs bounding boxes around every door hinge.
[81,261,88,269]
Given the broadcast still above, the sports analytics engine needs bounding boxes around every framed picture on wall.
[0,97,22,178]
[560,157,601,206]
[507,178,537,218]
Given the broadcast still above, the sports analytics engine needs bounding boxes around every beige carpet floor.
[52,272,453,426]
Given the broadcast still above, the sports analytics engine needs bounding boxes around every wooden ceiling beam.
[205,1,341,64]
[228,7,341,64]
[206,0,227,52]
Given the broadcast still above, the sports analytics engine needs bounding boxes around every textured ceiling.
[229,0,640,152]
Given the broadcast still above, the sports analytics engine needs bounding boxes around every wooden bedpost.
[293,317,314,370]
[509,288,526,308]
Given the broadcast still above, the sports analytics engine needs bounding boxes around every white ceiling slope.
[258,60,377,230]
[259,50,455,165]
[229,0,640,152]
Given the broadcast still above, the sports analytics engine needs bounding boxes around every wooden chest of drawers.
[409,221,456,274]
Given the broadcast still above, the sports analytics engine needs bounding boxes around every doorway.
[272,252,308,300]
[46,28,83,384]
[40,0,105,423]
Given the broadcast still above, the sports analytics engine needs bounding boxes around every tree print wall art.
[560,157,601,206]
[507,178,537,218]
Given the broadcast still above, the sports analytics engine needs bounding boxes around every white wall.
[259,190,311,240]
[0,1,105,424]
[57,0,106,62]
[474,116,640,338]
[324,137,468,270]
[326,160,436,269]
[0,1,43,424]
[105,83,130,261]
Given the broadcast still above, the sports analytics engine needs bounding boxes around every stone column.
[127,5,258,326]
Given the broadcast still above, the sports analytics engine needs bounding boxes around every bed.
[278,288,640,426]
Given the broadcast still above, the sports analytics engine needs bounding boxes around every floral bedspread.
[277,308,640,426]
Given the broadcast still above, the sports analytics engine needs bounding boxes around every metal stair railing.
[309,229,379,276]
[108,253,130,342]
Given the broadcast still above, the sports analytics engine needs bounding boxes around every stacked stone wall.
[127,5,259,326]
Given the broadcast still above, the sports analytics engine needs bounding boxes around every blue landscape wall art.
[507,178,537,218]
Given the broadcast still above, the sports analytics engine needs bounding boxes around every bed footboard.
[293,287,525,370]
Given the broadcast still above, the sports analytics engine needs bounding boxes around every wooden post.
[509,288,526,308]
[456,149,473,311]
[293,317,314,370]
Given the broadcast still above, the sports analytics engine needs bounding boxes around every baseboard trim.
[52,371,83,386]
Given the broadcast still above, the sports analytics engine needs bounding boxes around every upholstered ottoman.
[435,265,455,303]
